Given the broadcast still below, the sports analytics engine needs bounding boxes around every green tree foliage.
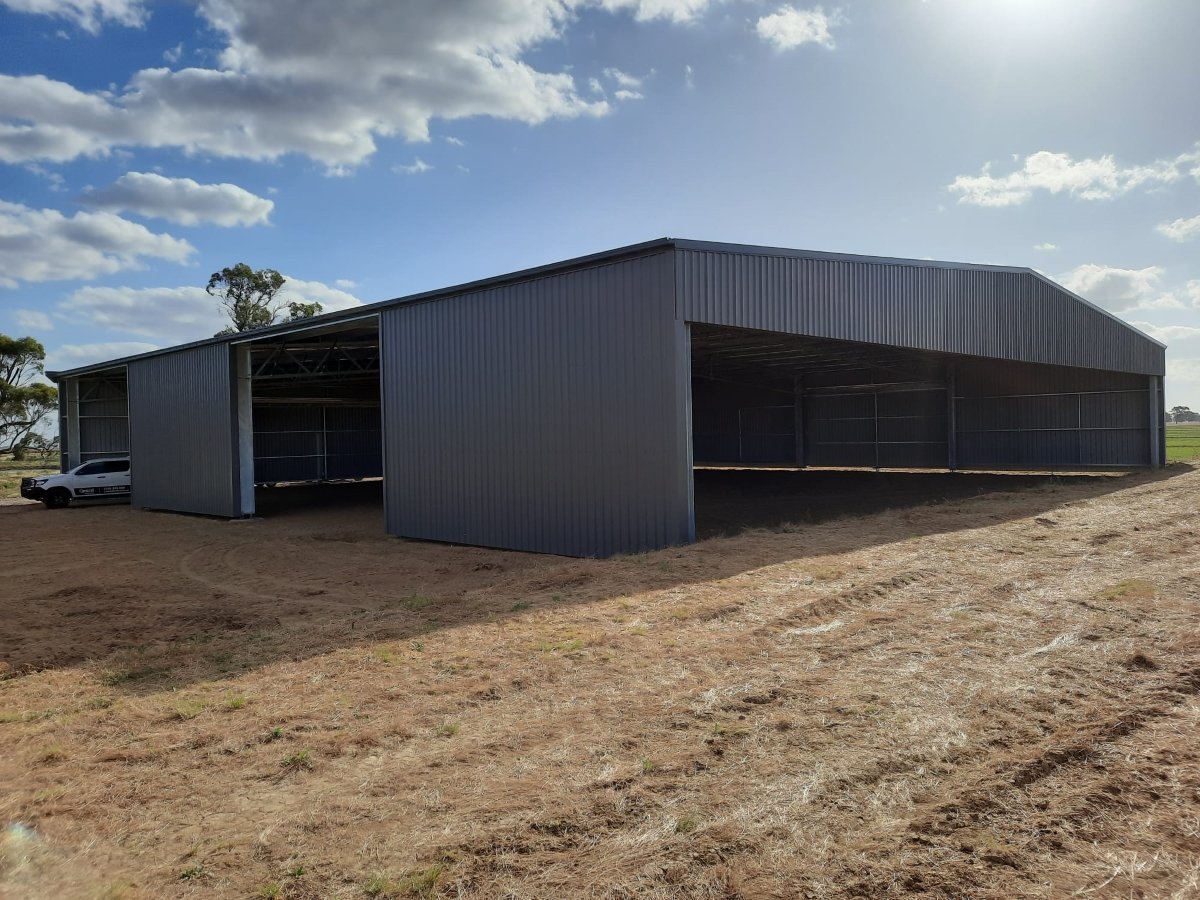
[0,335,58,455]
[285,301,324,321]
[207,265,326,335]
[1170,405,1199,423]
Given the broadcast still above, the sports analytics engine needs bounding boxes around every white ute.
[21,457,132,509]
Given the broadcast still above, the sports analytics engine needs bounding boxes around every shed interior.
[689,323,1153,471]
[687,322,1154,535]
[61,366,129,470]
[244,319,383,512]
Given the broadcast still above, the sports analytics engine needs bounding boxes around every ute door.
[69,461,108,498]
[102,459,132,497]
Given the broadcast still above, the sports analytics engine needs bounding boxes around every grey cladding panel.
[381,253,691,557]
[128,344,239,516]
[676,249,1164,375]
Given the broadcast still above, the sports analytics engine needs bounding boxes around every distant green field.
[0,456,57,501]
[1166,424,1200,462]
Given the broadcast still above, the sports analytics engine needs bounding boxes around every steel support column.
[235,343,256,515]
[793,374,805,467]
[947,364,957,471]
[1149,375,1162,467]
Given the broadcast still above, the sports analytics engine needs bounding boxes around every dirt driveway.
[1,467,1198,898]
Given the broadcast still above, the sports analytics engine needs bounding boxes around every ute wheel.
[43,488,71,509]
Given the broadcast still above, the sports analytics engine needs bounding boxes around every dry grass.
[2,466,1200,898]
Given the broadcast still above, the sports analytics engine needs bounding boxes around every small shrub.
[179,864,209,881]
[287,866,306,878]
[281,750,313,771]
[640,757,655,775]
[265,727,284,742]
[365,865,444,897]
[1097,579,1155,602]
[675,815,698,834]
[101,666,168,686]
[435,722,459,738]
[173,700,206,721]
[36,744,68,764]
[410,640,424,652]
[401,594,435,611]
[258,883,282,898]
[538,638,584,653]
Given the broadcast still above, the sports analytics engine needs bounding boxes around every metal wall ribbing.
[253,404,382,483]
[380,252,692,557]
[674,247,1164,376]
[955,358,1151,468]
[127,344,241,516]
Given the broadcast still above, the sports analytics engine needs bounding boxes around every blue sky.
[2,0,1199,406]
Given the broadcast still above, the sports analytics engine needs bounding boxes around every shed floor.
[692,468,1125,539]
[248,470,1131,548]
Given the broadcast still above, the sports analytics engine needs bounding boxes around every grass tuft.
[173,699,206,720]
[281,750,313,771]
[674,814,699,834]
[365,864,444,897]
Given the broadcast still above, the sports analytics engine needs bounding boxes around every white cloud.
[14,309,54,330]
[950,144,1200,207]
[81,171,273,226]
[444,136,465,146]
[1058,263,1181,314]
[394,159,432,175]
[1033,242,1057,252]
[163,42,183,64]
[1128,321,1200,342]
[0,0,736,170]
[1156,214,1200,243]
[1166,358,1200,396]
[334,278,358,290]
[0,2,734,170]
[684,64,694,89]
[613,89,644,101]
[603,67,642,89]
[0,199,193,288]
[57,276,361,345]
[24,162,66,191]
[756,5,841,51]
[0,0,147,34]
[278,276,362,313]
[46,341,159,373]
[597,0,717,23]
[59,285,218,341]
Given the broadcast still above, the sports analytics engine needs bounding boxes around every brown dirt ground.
[1,467,1199,899]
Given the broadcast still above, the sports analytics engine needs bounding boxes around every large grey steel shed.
[48,238,1167,557]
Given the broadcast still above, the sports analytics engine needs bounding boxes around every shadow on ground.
[0,464,1190,689]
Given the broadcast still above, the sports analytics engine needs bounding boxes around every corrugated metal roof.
[47,237,1165,380]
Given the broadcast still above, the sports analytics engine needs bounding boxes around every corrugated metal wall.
[127,344,242,516]
[380,252,692,557]
[77,372,129,462]
[691,377,795,463]
[676,248,1164,376]
[955,358,1151,468]
[253,404,382,482]
[807,387,949,468]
